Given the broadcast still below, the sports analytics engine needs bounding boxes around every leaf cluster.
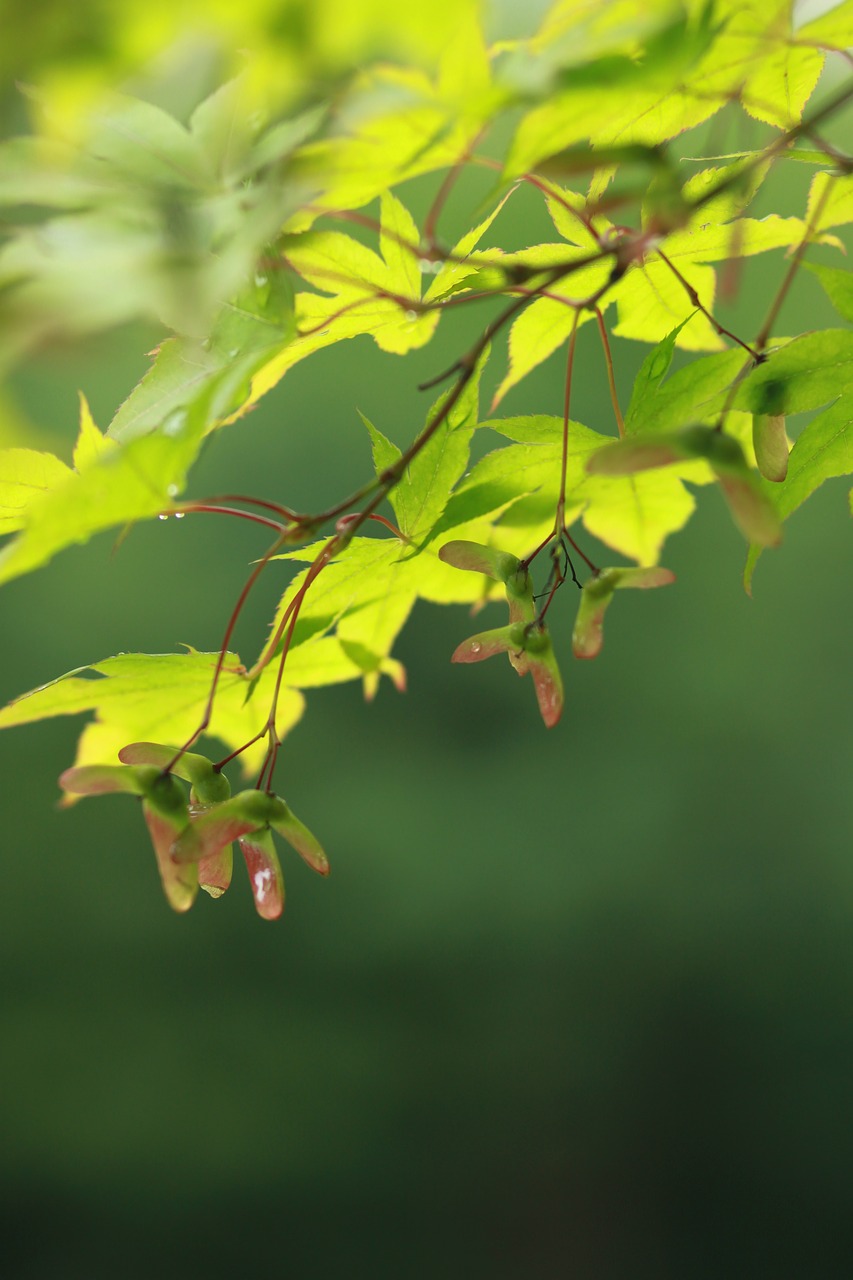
[2,0,853,915]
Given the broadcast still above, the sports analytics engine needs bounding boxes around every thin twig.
[594,308,625,436]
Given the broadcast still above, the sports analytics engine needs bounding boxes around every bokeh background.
[2,6,853,1278]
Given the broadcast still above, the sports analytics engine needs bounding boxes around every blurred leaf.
[0,413,207,586]
[796,0,853,48]
[0,449,73,536]
[807,172,853,231]
[109,273,295,441]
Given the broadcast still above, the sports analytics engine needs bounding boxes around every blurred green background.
[3,17,853,1280]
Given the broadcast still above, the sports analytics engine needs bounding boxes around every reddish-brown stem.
[295,295,386,340]
[249,537,339,682]
[556,312,581,532]
[655,249,760,359]
[564,528,599,574]
[280,253,424,312]
[205,494,300,520]
[214,732,266,772]
[688,77,853,220]
[301,197,498,272]
[423,126,489,247]
[308,263,603,531]
[754,176,835,353]
[536,556,569,623]
[335,512,409,541]
[253,542,337,787]
[472,154,599,240]
[178,79,853,790]
[164,528,291,774]
[212,544,334,778]
[712,175,838,436]
[176,503,289,534]
[594,307,625,437]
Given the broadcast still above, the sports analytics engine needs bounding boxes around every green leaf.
[423,195,511,302]
[796,0,853,49]
[589,426,781,546]
[806,172,853,232]
[625,346,746,436]
[0,412,208,587]
[735,331,853,416]
[379,190,423,300]
[73,394,114,471]
[0,447,72,535]
[661,214,822,264]
[439,416,696,566]
[612,259,722,350]
[86,93,209,191]
[747,394,853,582]
[0,651,305,779]
[492,280,604,407]
[360,412,402,480]
[623,319,692,433]
[188,77,260,186]
[388,352,485,543]
[109,274,295,441]
[278,190,438,358]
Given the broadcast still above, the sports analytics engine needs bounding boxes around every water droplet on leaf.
[174,512,185,519]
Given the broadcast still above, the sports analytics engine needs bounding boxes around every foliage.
[2,0,853,917]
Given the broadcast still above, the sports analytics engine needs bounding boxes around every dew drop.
[405,310,418,322]
[174,511,185,519]
[158,513,169,521]
[254,273,268,288]
[470,642,482,655]
[418,257,432,273]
